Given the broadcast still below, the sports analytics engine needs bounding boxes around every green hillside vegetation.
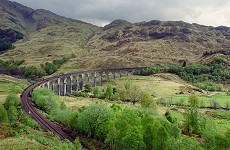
[0,75,80,150]
[32,87,230,150]
[0,28,23,52]
[136,55,230,90]
[0,57,69,79]
[0,75,29,104]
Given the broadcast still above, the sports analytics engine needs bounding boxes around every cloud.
[12,0,230,27]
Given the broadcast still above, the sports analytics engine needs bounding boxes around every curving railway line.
[20,80,74,141]
[20,67,143,142]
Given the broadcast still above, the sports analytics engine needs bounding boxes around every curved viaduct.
[21,67,144,141]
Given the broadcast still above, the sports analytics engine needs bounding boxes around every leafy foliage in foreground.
[32,88,230,149]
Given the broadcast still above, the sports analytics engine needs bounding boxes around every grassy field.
[168,93,230,108]
[0,137,51,150]
[102,73,205,97]
[100,74,230,108]
[0,75,29,105]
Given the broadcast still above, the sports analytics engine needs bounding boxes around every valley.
[0,0,229,150]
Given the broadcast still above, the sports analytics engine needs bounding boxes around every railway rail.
[20,67,144,142]
[20,80,74,141]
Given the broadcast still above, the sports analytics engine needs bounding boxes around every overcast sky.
[13,0,230,27]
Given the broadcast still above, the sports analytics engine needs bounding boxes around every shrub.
[177,98,185,107]
[77,104,114,139]
[79,92,88,97]
[71,91,80,97]
[7,106,19,124]
[92,87,101,98]
[0,105,8,124]
[164,110,174,123]
[4,93,20,110]
[210,100,220,109]
[225,101,230,110]
[141,92,157,110]
[32,88,59,114]
[73,138,82,150]
[104,85,113,100]
[84,84,92,93]
[188,94,199,108]
[51,109,74,126]
[227,91,230,96]
[24,66,46,79]
[22,115,38,129]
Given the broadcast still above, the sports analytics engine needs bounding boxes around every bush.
[195,82,222,91]
[164,110,174,123]
[24,66,46,79]
[77,104,114,139]
[4,93,20,110]
[22,115,38,129]
[141,92,157,110]
[104,85,113,100]
[92,87,101,98]
[84,84,92,93]
[0,105,8,124]
[71,91,80,97]
[79,92,89,97]
[7,106,19,124]
[73,138,82,150]
[225,101,230,110]
[32,88,59,114]
[210,100,220,109]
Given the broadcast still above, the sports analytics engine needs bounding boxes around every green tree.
[92,87,101,98]
[107,108,143,149]
[164,110,174,123]
[155,126,170,149]
[141,92,157,109]
[4,93,20,110]
[122,126,146,150]
[73,137,82,150]
[129,85,142,105]
[114,85,127,101]
[32,88,59,114]
[22,115,38,129]
[84,84,92,93]
[7,106,18,123]
[0,105,8,124]
[104,85,114,100]
[188,94,199,108]
[67,111,79,131]
[77,104,114,139]
[24,66,46,79]
[185,94,200,134]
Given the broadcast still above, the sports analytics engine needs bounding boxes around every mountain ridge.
[0,0,229,73]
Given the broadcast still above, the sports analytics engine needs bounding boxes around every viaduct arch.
[38,67,142,96]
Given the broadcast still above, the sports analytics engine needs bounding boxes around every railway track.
[20,81,74,142]
[20,67,144,142]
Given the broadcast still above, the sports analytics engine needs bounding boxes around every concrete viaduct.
[38,67,144,96]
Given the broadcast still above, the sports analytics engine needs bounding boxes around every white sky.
[12,0,230,27]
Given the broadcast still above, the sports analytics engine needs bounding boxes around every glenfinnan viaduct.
[38,68,143,96]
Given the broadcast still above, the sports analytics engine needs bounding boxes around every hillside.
[0,0,229,73]
[85,20,230,68]
[0,0,101,68]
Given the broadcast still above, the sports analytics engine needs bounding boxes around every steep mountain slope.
[0,0,229,73]
[84,20,230,69]
[0,0,101,68]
